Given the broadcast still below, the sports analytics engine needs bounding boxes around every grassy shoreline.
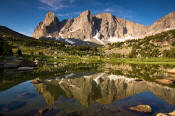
[103,58,175,64]
[45,56,175,65]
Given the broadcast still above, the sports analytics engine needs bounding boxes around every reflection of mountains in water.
[34,73,175,106]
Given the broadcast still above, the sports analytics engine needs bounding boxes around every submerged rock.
[156,110,175,116]
[0,101,26,112]
[18,92,36,100]
[129,105,152,113]
[37,107,53,116]
[55,110,81,116]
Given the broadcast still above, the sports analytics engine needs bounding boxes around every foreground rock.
[1,57,37,70]
[17,67,37,71]
[4,62,20,68]
[167,68,175,74]
[32,79,44,84]
[155,78,175,85]
[156,110,175,116]
[19,59,36,67]
[129,105,152,113]
[156,113,168,116]
[3,56,23,68]
[169,110,175,115]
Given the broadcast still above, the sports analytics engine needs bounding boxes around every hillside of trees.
[0,35,13,56]
[106,29,175,58]
[1,25,175,60]
[0,26,100,61]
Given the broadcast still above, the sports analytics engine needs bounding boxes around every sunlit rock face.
[149,11,175,35]
[34,73,175,106]
[33,11,175,45]
[32,12,59,39]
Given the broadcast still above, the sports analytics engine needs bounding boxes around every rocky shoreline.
[0,56,37,71]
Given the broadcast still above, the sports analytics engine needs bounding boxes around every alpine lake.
[1,62,175,116]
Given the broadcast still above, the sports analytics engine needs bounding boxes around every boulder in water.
[129,105,152,113]
[156,113,168,116]
[156,110,175,116]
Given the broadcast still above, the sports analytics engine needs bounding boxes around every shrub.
[129,47,137,58]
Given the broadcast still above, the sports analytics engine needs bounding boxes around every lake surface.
[1,63,175,116]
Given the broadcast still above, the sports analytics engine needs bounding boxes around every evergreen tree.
[17,48,22,56]
[0,38,3,56]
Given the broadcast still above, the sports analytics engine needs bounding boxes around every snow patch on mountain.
[93,33,105,45]
[65,39,75,44]
[47,34,52,38]
[70,28,80,32]
[109,35,139,43]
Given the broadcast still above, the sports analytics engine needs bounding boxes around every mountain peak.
[168,11,175,15]
[43,12,59,26]
[96,13,113,19]
[46,12,56,18]
[32,12,59,39]
[80,10,92,16]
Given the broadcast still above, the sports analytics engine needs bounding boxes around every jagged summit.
[32,12,59,39]
[150,11,175,34]
[80,10,92,16]
[33,10,175,45]
[44,12,59,25]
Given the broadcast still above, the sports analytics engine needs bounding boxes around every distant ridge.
[0,26,33,39]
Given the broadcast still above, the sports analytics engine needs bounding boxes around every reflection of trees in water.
[0,69,35,91]
[0,63,101,91]
[35,63,101,79]
[34,83,66,105]
[106,63,175,81]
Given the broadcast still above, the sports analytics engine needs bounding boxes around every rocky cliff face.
[33,10,175,45]
[32,12,59,39]
[149,11,175,35]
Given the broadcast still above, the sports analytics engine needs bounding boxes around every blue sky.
[0,0,175,36]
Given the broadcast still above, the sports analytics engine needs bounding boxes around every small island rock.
[129,105,152,113]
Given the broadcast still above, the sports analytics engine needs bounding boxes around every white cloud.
[57,11,81,17]
[104,8,115,12]
[39,0,76,10]
[39,0,66,10]
[102,5,137,21]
